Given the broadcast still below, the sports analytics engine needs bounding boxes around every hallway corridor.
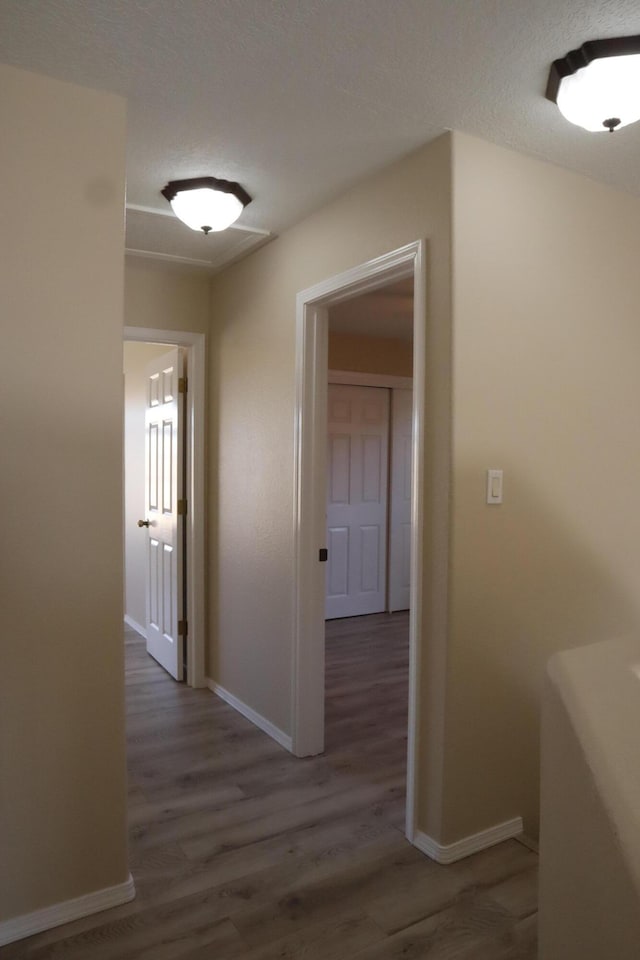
[3,616,537,959]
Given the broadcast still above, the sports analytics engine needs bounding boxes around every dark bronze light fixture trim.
[160,175,253,234]
[546,35,640,102]
[161,176,252,209]
[546,35,640,133]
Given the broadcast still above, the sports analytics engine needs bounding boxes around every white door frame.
[292,240,426,841]
[124,326,206,689]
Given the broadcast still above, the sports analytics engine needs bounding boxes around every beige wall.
[123,342,172,630]
[449,132,640,839]
[539,639,640,959]
[328,331,413,377]
[0,65,128,922]
[209,135,453,838]
[124,258,210,334]
[209,126,640,849]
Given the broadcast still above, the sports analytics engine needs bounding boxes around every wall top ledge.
[548,636,640,893]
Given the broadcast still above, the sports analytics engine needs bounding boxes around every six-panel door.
[325,384,389,619]
[144,348,185,680]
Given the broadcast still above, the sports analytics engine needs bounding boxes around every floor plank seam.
[2,617,536,958]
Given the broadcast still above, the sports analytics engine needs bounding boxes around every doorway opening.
[323,283,414,807]
[123,326,206,688]
[292,241,426,841]
[325,280,413,619]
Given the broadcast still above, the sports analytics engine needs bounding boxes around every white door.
[142,348,185,680]
[388,389,412,612]
[325,384,389,619]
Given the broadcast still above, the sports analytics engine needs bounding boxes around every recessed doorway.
[292,240,426,841]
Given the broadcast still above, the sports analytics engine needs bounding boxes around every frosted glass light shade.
[170,188,243,232]
[161,177,252,234]
[557,54,640,131]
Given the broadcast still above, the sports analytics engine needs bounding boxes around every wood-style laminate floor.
[4,613,538,959]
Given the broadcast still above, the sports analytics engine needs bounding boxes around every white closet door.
[325,384,389,620]
[388,388,412,612]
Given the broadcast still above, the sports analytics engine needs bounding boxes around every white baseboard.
[0,874,135,947]
[124,615,146,638]
[412,817,523,865]
[207,679,293,752]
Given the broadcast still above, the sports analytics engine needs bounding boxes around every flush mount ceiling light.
[546,35,640,133]
[161,176,252,234]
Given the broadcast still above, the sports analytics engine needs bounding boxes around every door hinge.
[177,499,187,516]
[178,619,188,637]
[178,377,188,394]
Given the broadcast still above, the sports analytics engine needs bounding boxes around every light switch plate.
[487,469,503,504]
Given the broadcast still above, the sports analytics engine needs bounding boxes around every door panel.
[328,526,349,595]
[362,436,383,500]
[329,435,350,502]
[143,347,185,680]
[325,384,389,619]
[360,525,380,591]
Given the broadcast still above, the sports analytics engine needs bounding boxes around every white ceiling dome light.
[161,176,252,234]
[546,36,640,133]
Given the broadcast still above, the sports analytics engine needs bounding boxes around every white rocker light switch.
[487,469,503,504]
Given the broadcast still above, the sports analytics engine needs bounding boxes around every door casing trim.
[124,326,206,688]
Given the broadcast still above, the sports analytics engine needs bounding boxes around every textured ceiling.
[2,0,640,271]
